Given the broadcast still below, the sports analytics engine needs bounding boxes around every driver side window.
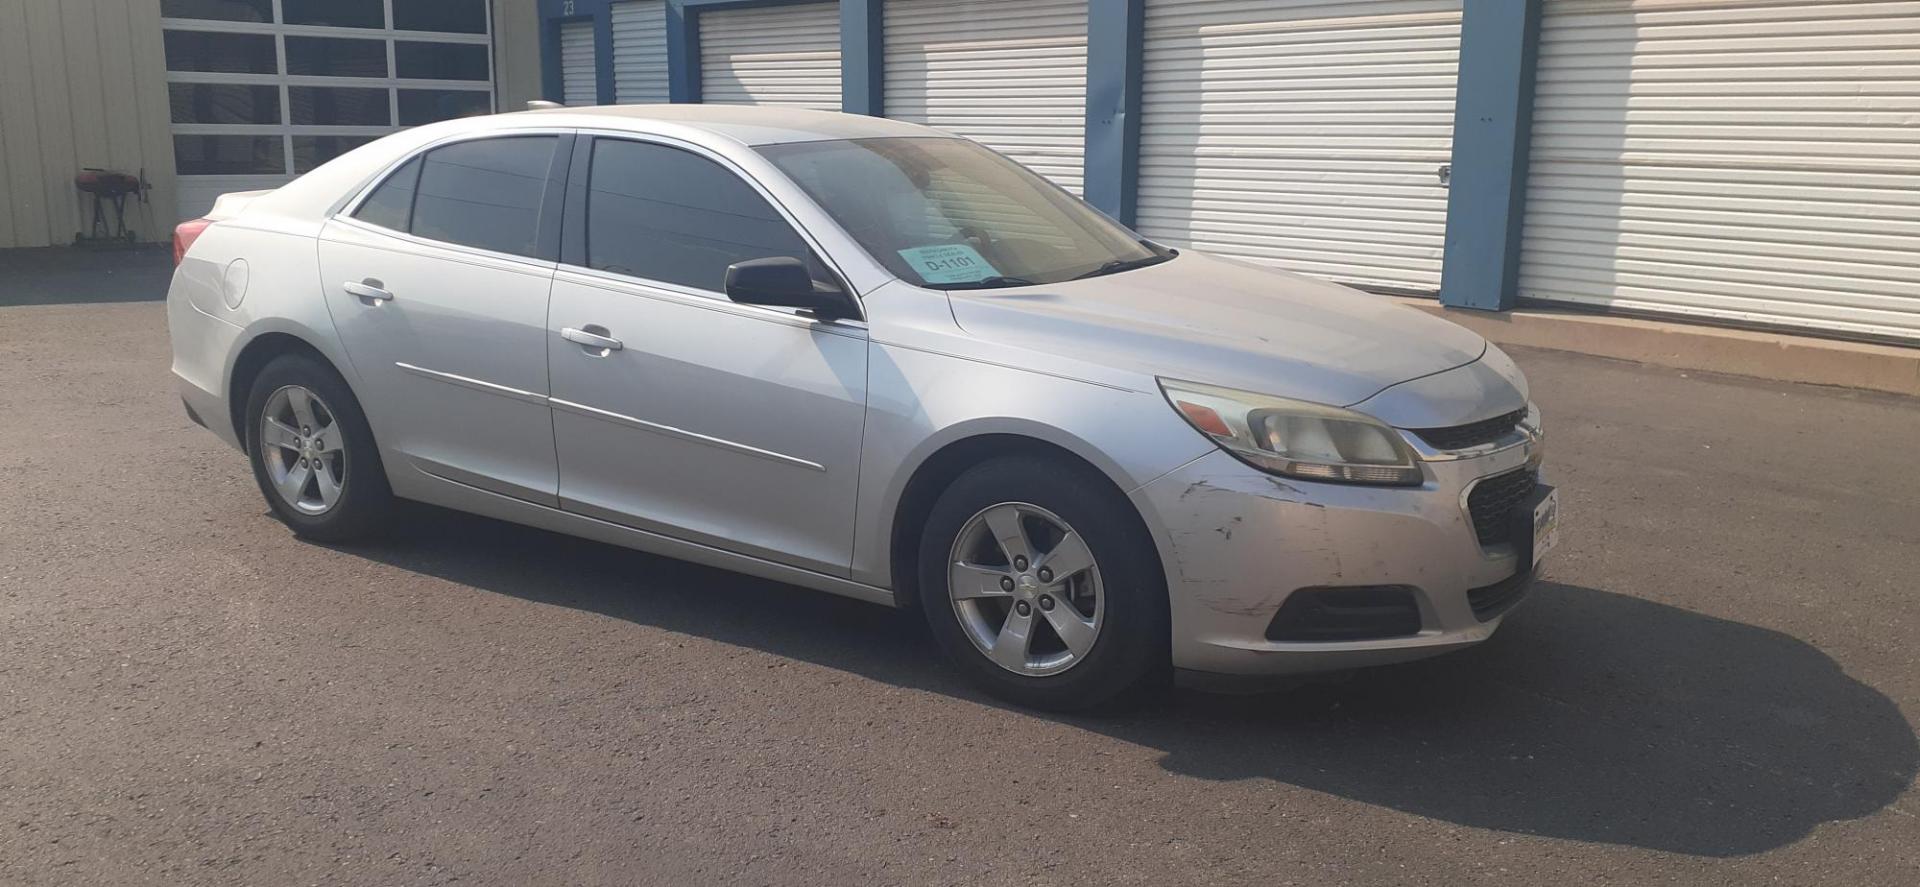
[584,139,822,293]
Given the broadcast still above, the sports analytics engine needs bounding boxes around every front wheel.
[917,456,1168,711]
[243,353,391,542]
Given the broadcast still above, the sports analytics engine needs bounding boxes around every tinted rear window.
[407,136,558,259]
[351,157,421,231]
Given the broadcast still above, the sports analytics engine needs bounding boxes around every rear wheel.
[243,353,391,542]
[917,456,1167,711]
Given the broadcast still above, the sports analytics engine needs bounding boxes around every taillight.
[173,217,213,265]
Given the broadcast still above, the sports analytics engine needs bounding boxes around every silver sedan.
[167,106,1556,711]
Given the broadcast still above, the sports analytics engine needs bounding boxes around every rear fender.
[167,222,363,442]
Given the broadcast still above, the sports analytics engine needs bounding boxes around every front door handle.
[561,326,623,352]
[343,279,393,302]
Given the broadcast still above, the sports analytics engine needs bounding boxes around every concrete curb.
[1396,298,1920,398]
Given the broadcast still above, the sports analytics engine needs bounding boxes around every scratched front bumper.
[1132,443,1538,677]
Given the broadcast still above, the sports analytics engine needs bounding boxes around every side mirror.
[723,257,857,320]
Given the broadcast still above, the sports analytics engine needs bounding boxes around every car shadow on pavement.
[344,503,1917,859]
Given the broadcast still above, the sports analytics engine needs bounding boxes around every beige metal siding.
[493,0,547,112]
[0,0,535,246]
[884,0,1089,193]
[1137,0,1463,293]
[0,0,178,247]
[561,19,599,106]
[612,1,670,104]
[1520,0,1920,341]
[699,3,841,109]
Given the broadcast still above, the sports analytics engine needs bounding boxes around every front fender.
[848,341,1212,589]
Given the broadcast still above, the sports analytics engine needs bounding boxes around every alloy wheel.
[259,385,346,515]
[948,502,1104,677]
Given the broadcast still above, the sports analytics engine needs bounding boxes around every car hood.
[945,251,1494,412]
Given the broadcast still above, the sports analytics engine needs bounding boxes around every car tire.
[243,352,392,543]
[917,455,1168,712]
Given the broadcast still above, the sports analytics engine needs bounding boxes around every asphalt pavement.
[2,293,1916,886]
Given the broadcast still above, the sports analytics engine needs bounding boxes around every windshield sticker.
[897,244,1001,284]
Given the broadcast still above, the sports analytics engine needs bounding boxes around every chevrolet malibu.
[168,106,1557,711]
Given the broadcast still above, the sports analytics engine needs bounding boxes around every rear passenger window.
[352,156,419,231]
[585,139,814,292]
[407,136,558,258]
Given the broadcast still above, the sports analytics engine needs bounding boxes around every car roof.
[503,104,953,146]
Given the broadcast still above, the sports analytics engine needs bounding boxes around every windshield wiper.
[932,276,1038,290]
[1070,253,1175,281]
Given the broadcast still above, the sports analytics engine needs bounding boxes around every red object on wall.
[75,169,144,197]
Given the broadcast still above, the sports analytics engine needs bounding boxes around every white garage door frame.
[612,0,671,104]
[161,1,497,220]
[1135,0,1465,295]
[697,2,842,109]
[883,0,1090,194]
[560,18,599,106]
[1519,0,1920,343]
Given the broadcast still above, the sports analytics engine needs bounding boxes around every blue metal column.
[537,0,567,101]
[666,1,701,102]
[1082,0,1144,226]
[841,0,885,115]
[1439,0,1544,310]
[593,5,617,104]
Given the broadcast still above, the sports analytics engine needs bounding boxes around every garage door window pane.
[173,135,285,175]
[168,83,280,125]
[282,0,384,28]
[286,37,388,77]
[163,31,276,74]
[411,137,557,258]
[586,140,812,292]
[161,0,272,23]
[354,157,422,231]
[288,87,392,126]
[398,89,491,125]
[293,136,380,173]
[394,0,487,34]
[395,42,489,81]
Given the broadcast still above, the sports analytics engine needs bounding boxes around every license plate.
[1532,487,1560,565]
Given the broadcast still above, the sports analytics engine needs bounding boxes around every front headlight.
[1158,378,1423,486]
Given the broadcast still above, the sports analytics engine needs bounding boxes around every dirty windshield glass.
[757,137,1170,289]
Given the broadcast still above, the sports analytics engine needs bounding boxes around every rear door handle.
[343,279,393,302]
[561,326,623,352]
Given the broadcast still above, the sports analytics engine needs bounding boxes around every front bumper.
[1132,438,1547,677]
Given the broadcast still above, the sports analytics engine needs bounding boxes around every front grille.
[1468,568,1535,621]
[1266,586,1423,642]
[1466,468,1537,546]
[1412,408,1527,451]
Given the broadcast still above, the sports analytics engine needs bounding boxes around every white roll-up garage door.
[560,20,598,107]
[699,3,841,109]
[1520,0,1920,341]
[1137,0,1464,293]
[884,0,1090,193]
[612,1,670,104]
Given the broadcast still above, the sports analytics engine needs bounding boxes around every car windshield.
[757,137,1172,289]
